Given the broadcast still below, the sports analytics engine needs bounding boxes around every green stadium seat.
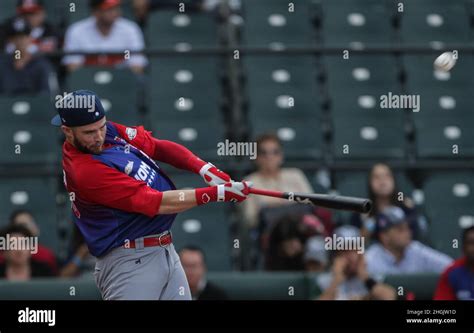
[208,272,310,300]
[383,273,440,300]
[0,277,101,300]
[0,1,16,21]
[320,0,394,46]
[149,57,224,160]
[0,176,59,253]
[150,57,220,120]
[171,174,232,271]
[324,55,399,92]
[423,172,474,258]
[330,91,406,159]
[244,55,323,159]
[241,0,315,47]
[67,67,141,126]
[411,93,474,158]
[403,55,474,91]
[0,96,60,165]
[400,0,471,45]
[146,10,217,47]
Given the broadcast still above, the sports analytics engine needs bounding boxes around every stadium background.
[0,0,473,300]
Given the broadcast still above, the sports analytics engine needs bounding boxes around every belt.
[126,232,172,249]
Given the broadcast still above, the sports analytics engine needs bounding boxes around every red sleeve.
[433,269,456,300]
[76,159,163,217]
[111,122,206,173]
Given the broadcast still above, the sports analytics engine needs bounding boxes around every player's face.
[68,118,107,155]
[370,164,395,198]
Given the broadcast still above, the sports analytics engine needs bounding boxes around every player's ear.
[61,125,73,140]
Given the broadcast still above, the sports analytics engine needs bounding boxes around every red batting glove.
[195,181,253,204]
[199,162,232,186]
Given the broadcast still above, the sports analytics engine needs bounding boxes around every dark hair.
[462,226,474,245]
[367,163,403,217]
[9,209,34,225]
[265,214,306,270]
[0,224,33,239]
[178,245,206,262]
[256,132,282,151]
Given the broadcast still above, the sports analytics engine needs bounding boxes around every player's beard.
[73,136,103,155]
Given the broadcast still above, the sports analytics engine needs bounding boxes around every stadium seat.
[209,272,310,299]
[384,273,440,300]
[170,173,233,271]
[423,172,474,258]
[241,0,315,47]
[0,176,59,253]
[403,54,474,91]
[67,67,141,126]
[149,57,224,159]
[0,1,16,21]
[0,95,60,165]
[244,55,323,159]
[150,57,220,120]
[146,10,217,48]
[324,54,399,92]
[329,91,406,159]
[400,0,471,45]
[0,277,101,300]
[412,102,474,158]
[320,0,394,47]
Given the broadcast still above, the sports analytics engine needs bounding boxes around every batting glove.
[199,162,232,186]
[196,181,253,204]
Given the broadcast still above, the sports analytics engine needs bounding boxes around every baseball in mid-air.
[434,52,457,72]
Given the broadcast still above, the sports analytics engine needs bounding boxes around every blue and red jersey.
[62,121,180,257]
[434,257,474,300]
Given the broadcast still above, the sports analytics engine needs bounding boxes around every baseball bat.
[248,187,372,214]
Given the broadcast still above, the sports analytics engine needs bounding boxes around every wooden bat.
[248,188,372,214]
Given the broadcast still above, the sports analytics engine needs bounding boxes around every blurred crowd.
[0,0,473,301]
[0,0,217,95]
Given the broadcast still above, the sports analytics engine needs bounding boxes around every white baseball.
[434,52,457,72]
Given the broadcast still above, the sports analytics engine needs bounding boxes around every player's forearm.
[157,189,197,214]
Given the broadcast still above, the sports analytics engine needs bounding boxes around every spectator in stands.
[434,226,474,300]
[179,246,228,300]
[317,226,396,300]
[241,133,313,230]
[0,18,58,95]
[60,225,95,278]
[350,163,424,241]
[265,214,308,271]
[0,224,56,280]
[62,0,147,73]
[2,0,60,54]
[366,206,452,277]
[0,210,58,275]
[304,236,328,273]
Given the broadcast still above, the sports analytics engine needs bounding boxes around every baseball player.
[51,90,252,300]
